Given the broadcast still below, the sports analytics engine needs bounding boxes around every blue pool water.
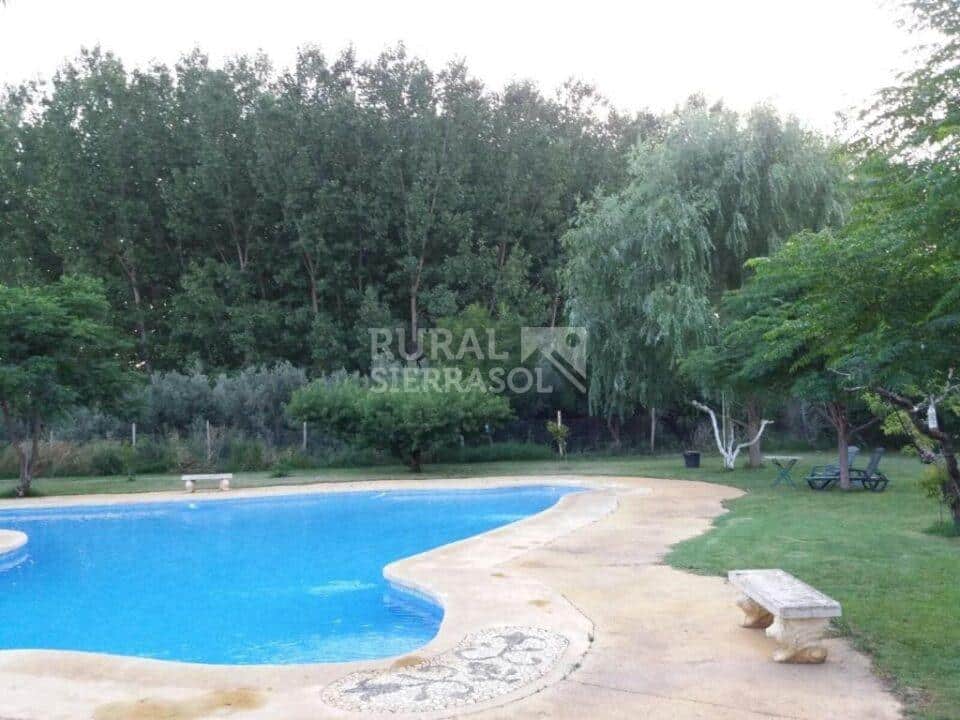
[0,485,577,664]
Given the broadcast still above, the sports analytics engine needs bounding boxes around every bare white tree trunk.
[692,400,773,471]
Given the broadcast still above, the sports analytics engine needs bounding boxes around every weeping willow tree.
[562,98,845,451]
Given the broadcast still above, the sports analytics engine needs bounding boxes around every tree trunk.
[408,254,425,362]
[130,283,148,365]
[118,258,149,368]
[746,399,764,469]
[873,387,960,525]
[409,448,423,473]
[409,290,418,348]
[942,444,960,526]
[692,400,773,472]
[17,448,32,497]
[1,401,35,497]
[303,251,319,316]
[488,241,508,314]
[837,434,850,490]
[607,415,621,449]
[822,402,851,489]
[14,426,39,497]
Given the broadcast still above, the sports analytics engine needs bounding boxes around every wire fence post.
[649,407,656,453]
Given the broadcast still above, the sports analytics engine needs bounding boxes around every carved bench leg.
[765,616,829,663]
[736,595,774,629]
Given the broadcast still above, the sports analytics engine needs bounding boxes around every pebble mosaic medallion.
[322,626,569,713]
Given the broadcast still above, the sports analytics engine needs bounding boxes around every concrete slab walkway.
[473,477,901,720]
[0,476,901,720]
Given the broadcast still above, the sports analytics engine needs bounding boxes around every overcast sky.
[0,0,920,134]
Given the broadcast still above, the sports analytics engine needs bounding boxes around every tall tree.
[360,49,476,353]
[761,1,960,514]
[0,276,136,495]
[685,237,878,483]
[166,51,269,276]
[39,48,182,366]
[737,0,960,515]
[0,44,643,381]
[563,100,845,442]
[0,85,60,285]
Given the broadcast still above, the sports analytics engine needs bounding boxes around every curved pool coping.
[0,476,629,717]
[0,529,27,555]
[0,529,28,572]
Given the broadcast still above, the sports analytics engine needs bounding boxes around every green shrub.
[87,442,127,476]
[312,446,389,468]
[212,363,307,445]
[34,442,85,477]
[3,441,102,478]
[271,448,316,470]
[1,433,214,479]
[268,447,323,478]
[131,439,177,474]
[224,438,269,472]
[51,407,127,443]
[288,375,513,472]
[919,463,949,502]
[169,436,204,474]
[268,460,292,478]
[435,442,554,464]
[545,421,570,457]
[141,370,214,435]
[0,446,19,478]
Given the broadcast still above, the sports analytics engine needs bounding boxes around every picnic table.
[765,455,801,488]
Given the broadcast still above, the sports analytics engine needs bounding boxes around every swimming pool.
[0,485,578,665]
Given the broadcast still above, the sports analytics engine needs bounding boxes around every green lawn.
[1,452,956,718]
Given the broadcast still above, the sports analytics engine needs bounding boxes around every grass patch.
[663,453,958,720]
[0,451,955,717]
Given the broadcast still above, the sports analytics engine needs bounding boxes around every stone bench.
[181,473,232,493]
[728,569,841,663]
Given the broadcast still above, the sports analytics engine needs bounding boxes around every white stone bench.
[181,473,232,493]
[728,569,841,663]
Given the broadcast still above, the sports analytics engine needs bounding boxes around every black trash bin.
[683,451,701,468]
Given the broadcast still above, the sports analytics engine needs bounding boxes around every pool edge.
[0,528,27,555]
[0,476,626,718]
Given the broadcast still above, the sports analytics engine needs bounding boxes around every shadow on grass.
[923,520,960,538]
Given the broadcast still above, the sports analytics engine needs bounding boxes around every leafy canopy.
[563,100,845,420]
[0,275,135,424]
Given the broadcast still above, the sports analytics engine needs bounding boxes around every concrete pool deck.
[0,476,902,720]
